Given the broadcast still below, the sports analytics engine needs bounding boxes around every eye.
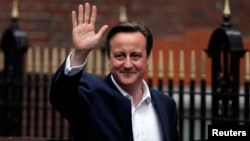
[131,53,142,60]
[114,53,125,60]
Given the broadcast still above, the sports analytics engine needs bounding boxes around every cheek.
[137,59,149,68]
[108,59,122,69]
[137,63,148,70]
[126,62,147,72]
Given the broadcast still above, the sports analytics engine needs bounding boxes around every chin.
[120,80,134,86]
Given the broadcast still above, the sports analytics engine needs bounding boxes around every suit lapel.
[150,90,170,141]
[104,74,134,141]
[115,96,133,140]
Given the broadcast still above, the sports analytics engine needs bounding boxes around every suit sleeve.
[170,98,180,141]
[49,60,89,121]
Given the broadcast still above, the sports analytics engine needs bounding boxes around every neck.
[125,85,144,107]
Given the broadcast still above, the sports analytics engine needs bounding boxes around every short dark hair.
[105,21,153,57]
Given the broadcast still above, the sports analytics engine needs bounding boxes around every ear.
[146,54,151,65]
[107,57,111,68]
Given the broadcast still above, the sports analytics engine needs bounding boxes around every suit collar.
[103,73,120,94]
[103,74,134,140]
[150,89,171,141]
[110,74,152,105]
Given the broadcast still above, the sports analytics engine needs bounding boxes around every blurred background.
[0,0,249,141]
[1,0,250,47]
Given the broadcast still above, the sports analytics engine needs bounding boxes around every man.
[50,2,179,141]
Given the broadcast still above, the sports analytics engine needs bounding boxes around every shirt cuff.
[64,52,86,76]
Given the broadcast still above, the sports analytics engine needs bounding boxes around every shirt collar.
[110,75,152,105]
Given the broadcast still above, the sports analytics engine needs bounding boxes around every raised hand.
[71,2,108,66]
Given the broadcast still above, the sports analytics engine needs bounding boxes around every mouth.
[121,71,134,76]
[121,71,134,74]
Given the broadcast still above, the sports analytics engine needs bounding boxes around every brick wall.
[0,0,250,47]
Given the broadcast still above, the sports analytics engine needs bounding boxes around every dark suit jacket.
[49,62,179,141]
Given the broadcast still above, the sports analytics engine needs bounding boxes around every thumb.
[96,25,109,38]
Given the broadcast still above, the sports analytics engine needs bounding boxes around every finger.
[72,11,77,28]
[84,3,90,23]
[90,5,97,25]
[78,4,83,24]
[96,25,109,38]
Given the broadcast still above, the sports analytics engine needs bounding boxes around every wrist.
[70,49,88,66]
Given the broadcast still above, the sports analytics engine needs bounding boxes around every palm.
[72,3,108,52]
[73,23,99,51]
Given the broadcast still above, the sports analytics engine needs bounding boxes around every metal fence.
[0,46,249,141]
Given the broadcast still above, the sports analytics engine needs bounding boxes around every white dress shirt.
[64,53,163,141]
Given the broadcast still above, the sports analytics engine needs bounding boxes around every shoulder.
[79,72,117,94]
[79,72,104,83]
[149,88,176,105]
[149,88,170,98]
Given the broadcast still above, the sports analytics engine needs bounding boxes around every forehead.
[110,32,146,45]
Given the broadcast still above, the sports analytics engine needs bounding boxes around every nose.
[123,57,133,68]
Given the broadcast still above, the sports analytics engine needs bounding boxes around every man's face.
[108,32,149,90]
